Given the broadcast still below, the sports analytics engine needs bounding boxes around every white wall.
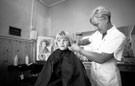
[0,0,49,39]
[49,0,135,36]
[0,0,32,39]
[33,0,50,37]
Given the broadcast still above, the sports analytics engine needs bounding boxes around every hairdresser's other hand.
[71,43,80,52]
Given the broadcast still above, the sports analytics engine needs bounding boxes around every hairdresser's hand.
[71,43,81,52]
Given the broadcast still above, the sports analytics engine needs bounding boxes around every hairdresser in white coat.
[71,6,127,86]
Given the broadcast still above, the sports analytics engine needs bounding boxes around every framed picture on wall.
[37,36,54,61]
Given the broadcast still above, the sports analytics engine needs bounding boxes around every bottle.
[25,55,29,65]
[14,55,18,66]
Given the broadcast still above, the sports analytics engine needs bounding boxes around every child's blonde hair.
[56,31,72,45]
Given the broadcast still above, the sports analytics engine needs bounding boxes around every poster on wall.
[37,36,54,61]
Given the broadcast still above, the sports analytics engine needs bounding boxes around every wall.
[49,0,135,36]
[0,36,36,65]
[33,0,50,37]
[0,0,50,39]
[0,0,32,39]
[0,0,50,65]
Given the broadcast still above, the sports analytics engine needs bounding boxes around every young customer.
[34,31,91,86]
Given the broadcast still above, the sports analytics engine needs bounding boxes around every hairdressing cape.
[34,49,91,86]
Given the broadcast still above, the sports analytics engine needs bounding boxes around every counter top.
[117,58,135,72]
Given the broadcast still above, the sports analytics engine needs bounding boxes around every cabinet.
[118,62,135,86]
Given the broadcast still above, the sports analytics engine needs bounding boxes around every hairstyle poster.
[37,36,54,61]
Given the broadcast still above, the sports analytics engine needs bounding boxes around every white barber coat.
[85,26,126,86]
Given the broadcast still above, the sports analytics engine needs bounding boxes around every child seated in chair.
[34,31,91,86]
